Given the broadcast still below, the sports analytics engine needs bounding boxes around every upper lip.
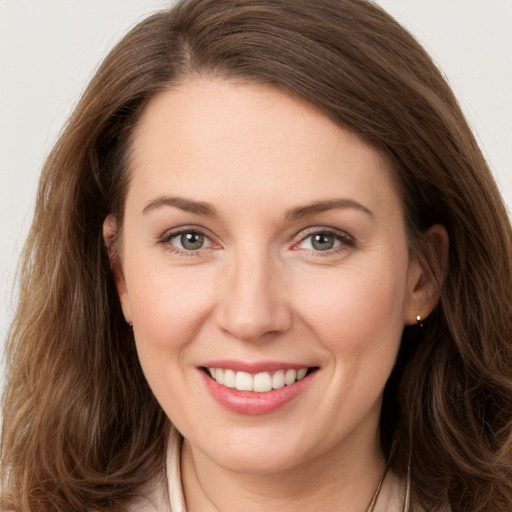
[200,360,315,373]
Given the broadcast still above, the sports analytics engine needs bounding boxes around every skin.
[104,78,447,511]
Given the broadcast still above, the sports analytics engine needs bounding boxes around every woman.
[2,0,511,510]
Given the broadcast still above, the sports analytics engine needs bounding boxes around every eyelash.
[158,227,214,257]
[293,227,355,257]
[157,226,355,257]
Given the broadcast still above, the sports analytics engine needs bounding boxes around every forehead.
[127,78,402,223]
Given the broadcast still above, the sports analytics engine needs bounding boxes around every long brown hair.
[2,1,512,510]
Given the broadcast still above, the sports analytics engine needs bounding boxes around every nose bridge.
[216,244,291,341]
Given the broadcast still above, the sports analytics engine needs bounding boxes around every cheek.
[124,265,219,410]
[294,256,408,354]
[125,262,217,353]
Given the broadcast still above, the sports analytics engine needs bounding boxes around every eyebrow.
[284,198,373,220]
[142,195,373,220]
[142,196,219,218]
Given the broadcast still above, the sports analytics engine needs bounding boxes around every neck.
[181,431,387,512]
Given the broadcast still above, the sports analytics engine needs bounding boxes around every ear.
[103,215,132,325]
[404,224,449,325]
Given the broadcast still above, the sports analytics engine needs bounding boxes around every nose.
[215,250,293,342]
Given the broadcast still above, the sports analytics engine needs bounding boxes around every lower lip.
[201,369,316,415]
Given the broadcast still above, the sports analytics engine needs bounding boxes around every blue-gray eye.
[298,232,344,251]
[311,233,336,251]
[170,231,210,250]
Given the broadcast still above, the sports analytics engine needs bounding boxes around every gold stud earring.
[416,314,424,328]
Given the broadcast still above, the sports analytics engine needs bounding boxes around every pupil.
[312,233,334,251]
[181,232,204,250]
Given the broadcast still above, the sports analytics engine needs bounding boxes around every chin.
[189,427,312,474]
[213,447,307,474]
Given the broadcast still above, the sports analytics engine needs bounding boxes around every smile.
[200,363,318,415]
[206,367,309,392]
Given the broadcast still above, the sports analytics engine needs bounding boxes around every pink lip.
[199,365,317,416]
[201,359,310,373]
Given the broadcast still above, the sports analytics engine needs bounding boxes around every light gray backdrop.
[1,1,511,387]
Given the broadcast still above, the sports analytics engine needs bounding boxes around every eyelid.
[156,225,354,256]
[158,225,220,254]
[293,226,355,253]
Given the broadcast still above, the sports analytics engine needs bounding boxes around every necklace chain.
[365,464,410,512]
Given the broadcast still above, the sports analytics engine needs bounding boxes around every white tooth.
[223,369,236,388]
[284,369,297,386]
[272,370,285,389]
[235,371,253,391]
[215,368,224,385]
[296,368,308,380]
[253,372,272,392]
[208,368,216,379]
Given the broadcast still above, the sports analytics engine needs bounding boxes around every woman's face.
[110,78,428,473]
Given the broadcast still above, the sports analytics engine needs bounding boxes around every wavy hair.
[2,1,512,510]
